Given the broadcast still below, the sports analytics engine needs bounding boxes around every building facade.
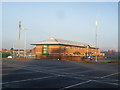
[31,38,102,60]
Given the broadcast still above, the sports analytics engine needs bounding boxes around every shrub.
[2,52,11,58]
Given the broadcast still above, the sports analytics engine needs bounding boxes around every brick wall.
[33,44,100,60]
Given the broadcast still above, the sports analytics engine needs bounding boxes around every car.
[7,56,12,59]
[82,56,93,60]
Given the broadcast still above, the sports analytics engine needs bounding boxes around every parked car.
[82,56,93,60]
[7,56,12,59]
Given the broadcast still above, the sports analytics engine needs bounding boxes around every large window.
[74,47,76,50]
[42,45,48,55]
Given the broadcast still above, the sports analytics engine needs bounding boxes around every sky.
[0,2,2,51]
[2,2,118,51]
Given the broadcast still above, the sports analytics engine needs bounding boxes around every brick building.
[31,38,102,60]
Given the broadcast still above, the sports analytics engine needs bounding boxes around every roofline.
[90,47,99,49]
[31,43,92,48]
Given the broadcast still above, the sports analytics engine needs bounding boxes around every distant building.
[13,49,24,56]
[108,49,114,55]
[13,49,31,56]
[31,38,103,60]
[1,49,10,52]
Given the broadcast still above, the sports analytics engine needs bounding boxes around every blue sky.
[2,2,118,51]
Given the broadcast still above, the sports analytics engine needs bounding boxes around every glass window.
[42,45,48,55]
[43,45,47,47]
[74,47,76,49]
[61,46,64,49]
[70,53,72,55]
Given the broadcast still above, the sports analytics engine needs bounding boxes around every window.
[43,45,47,47]
[61,46,64,49]
[74,47,76,50]
[61,54,63,56]
[66,47,68,49]
[70,53,72,55]
[43,51,47,53]
[42,45,48,55]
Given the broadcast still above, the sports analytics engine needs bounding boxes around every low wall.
[36,55,104,60]
[36,55,47,59]
[61,56,82,60]
[92,56,104,59]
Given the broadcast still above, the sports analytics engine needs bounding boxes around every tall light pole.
[23,28,29,57]
[24,32,26,57]
[95,20,98,62]
[13,43,14,58]
[86,45,89,56]
[18,21,22,56]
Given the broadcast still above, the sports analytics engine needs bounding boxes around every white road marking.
[59,80,92,90]
[2,75,57,85]
[3,60,119,88]
[100,72,120,78]
[2,63,96,77]
[4,63,89,73]
[91,79,119,86]
[61,75,119,86]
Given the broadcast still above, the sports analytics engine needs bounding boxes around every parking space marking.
[100,72,120,78]
[58,74,119,88]
[62,70,96,75]
[58,77,119,89]
[2,60,119,88]
[3,63,87,72]
[91,79,119,86]
[4,62,117,82]
[59,80,92,90]
[2,75,57,85]
[2,63,96,76]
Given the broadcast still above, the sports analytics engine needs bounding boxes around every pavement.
[1,59,120,89]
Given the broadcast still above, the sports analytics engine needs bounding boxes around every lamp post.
[86,45,89,56]
[13,44,14,59]
[18,21,28,57]
[18,21,22,57]
[23,28,29,57]
[95,20,98,62]
[24,32,26,57]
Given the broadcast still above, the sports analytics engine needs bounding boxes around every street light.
[24,32,26,57]
[23,28,29,57]
[95,20,98,62]
[18,21,28,57]
[86,45,89,56]
[12,43,14,59]
[18,21,22,57]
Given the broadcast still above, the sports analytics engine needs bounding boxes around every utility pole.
[86,45,89,56]
[18,21,22,57]
[24,32,26,57]
[13,44,14,59]
[95,20,98,62]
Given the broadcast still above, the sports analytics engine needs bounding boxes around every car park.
[82,56,93,60]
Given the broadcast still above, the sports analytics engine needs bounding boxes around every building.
[1,49,10,52]
[31,38,103,60]
[108,49,115,55]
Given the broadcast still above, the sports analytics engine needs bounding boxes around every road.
[2,59,120,89]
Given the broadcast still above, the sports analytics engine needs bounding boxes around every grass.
[82,60,119,64]
[100,60,119,64]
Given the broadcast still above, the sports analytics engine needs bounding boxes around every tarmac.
[1,59,120,89]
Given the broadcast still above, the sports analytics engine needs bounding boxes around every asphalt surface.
[1,59,120,89]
